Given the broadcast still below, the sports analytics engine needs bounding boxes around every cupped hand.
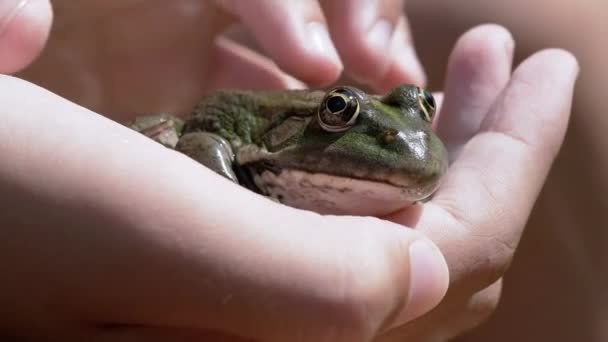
[377,25,578,341]
[3,2,445,341]
[0,74,449,341]
[0,1,578,341]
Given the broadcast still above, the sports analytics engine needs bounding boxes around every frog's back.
[183,89,323,146]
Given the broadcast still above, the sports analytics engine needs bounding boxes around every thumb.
[0,0,52,74]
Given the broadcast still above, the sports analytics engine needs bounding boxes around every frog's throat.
[249,168,420,216]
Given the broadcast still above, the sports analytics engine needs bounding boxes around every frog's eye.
[318,87,360,132]
[417,87,436,122]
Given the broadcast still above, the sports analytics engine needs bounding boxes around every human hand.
[0,74,451,341]
[2,1,450,341]
[2,1,579,341]
[19,0,425,119]
[375,25,579,340]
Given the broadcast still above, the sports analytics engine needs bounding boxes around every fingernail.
[367,19,393,50]
[0,0,29,36]
[393,239,448,327]
[307,22,343,68]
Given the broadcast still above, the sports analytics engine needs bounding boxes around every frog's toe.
[176,132,238,183]
[128,113,184,148]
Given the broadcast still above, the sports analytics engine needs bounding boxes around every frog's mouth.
[248,168,421,216]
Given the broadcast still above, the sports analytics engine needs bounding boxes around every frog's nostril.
[379,129,399,145]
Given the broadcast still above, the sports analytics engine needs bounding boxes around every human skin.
[403,1,608,341]
[1,0,579,341]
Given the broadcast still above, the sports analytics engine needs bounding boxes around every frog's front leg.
[129,114,238,183]
[176,132,238,183]
[128,113,184,148]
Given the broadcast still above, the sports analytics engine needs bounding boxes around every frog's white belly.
[253,169,416,216]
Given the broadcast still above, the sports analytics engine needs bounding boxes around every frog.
[128,84,448,216]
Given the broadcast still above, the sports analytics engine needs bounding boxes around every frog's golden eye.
[417,87,436,122]
[318,87,360,132]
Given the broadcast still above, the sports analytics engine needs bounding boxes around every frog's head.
[253,84,448,215]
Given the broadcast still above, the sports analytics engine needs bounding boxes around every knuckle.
[441,279,504,340]
[458,278,503,333]
[469,279,503,323]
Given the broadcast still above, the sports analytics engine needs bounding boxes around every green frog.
[129,84,448,216]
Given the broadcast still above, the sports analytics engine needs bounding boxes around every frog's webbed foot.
[176,132,238,183]
[128,114,185,148]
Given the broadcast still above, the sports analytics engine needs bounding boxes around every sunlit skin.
[1,1,578,341]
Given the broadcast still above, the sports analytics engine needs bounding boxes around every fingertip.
[492,48,579,153]
[328,14,395,86]
[449,24,515,74]
[265,20,344,86]
[515,48,580,80]
[508,48,580,107]
[223,1,343,86]
[558,49,581,75]
[0,0,53,74]
[457,24,514,57]
[208,37,308,91]
[302,21,344,85]
[385,16,427,86]
[368,17,428,91]
[268,20,344,86]
[374,46,427,92]
[323,0,426,90]
[437,24,515,157]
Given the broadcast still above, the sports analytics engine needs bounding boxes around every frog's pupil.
[327,95,347,113]
[424,91,435,109]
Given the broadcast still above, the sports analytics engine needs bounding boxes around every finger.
[321,0,425,89]
[436,24,514,162]
[0,0,52,73]
[372,16,426,92]
[205,36,306,91]
[216,0,342,86]
[416,50,578,290]
[0,77,447,341]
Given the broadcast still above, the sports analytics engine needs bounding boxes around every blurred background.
[17,1,608,341]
